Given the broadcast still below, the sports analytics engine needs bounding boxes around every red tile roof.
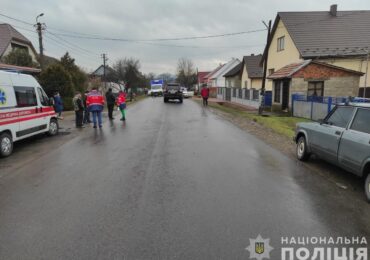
[197,71,210,83]
[268,60,363,80]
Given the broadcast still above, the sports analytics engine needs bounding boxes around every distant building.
[240,54,263,90]
[223,62,242,88]
[208,59,240,88]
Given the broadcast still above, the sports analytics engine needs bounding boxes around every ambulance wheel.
[0,132,13,157]
[47,118,59,136]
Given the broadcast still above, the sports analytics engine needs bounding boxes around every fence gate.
[264,91,272,107]
[225,88,231,101]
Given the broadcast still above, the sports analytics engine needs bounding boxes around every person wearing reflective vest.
[116,91,126,121]
[86,88,105,128]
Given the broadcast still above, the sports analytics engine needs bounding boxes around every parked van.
[0,70,59,157]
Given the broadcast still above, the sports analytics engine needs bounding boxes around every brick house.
[268,60,364,111]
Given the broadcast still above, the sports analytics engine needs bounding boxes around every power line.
[45,30,99,55]
[46,29,267,42]
[0,12,34,26]
[0,12,267,42]
[43,34,100,63]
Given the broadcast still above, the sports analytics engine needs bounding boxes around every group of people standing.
[71,88,127,129]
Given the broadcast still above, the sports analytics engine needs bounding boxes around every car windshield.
[167,84,180,90]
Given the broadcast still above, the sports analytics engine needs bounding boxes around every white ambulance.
[0,70,59,157]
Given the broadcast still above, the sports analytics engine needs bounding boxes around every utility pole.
[259,20,272,115]
[101,53,108,91]
[363,49,369,98]
[35,13,45,69]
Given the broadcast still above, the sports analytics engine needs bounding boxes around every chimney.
[330,4,337,16]
[251,53,255,56]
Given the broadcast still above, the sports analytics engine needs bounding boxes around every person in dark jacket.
[53,92,64,119]
[105,88,116,120]
[73,92,84,128]
[83,90,91,124]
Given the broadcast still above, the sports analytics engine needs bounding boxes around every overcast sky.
[1,0,370,75]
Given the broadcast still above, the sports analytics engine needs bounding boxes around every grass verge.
[207,102,310,138]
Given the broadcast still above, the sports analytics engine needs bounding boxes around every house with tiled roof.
[223,61,242,88]
[262,5,370,111]
[268,60,363,110]
[208,58,240,88]
[0,24,38,64]
[240,54,263,90]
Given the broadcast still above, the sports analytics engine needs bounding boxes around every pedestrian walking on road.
[87,88,105,128]
[201,87,209,106]
[73,92,84,128]
[106,88,116,120]
[53,92,64,119]
[116,90,127,121]
[83,90,91,124]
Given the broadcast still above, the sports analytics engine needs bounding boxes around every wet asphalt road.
[0,97,370,260]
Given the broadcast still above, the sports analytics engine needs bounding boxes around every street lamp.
[36,13,44,23]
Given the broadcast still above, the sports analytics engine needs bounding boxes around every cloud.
[1,0,370,75]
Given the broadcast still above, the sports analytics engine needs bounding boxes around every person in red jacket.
[116,91,127,121]
[201,87,210,106]
[86,88,105,128]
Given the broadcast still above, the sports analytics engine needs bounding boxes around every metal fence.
[216,88,272,109]
[292,94,351,120]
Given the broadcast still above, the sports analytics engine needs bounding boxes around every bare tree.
[113,58,143,91]
[176,58,197,89]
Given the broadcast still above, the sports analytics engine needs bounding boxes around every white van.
[0,70,59,157]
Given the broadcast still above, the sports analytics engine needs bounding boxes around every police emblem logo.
[246,234,273,260]
[255,242,264,254]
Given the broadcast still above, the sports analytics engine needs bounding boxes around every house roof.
[209,59,240,80]
[197,71,210,83]
[0,63,41,74]
[0,24,37,57]
[242,54,263,78]
[264,9,370,60]
[204,64,224,80]
[223,62,242,77]
[268,60,364,79]
[91,65,116,76]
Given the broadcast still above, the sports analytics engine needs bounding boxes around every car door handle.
[335,131,341,135]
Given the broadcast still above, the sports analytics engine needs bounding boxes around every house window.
[307,81,324,97]
[11,43,28,52]
[268,68,275,75]
[277,36,285,52]
[274,82,281,103]
[244,80,248,88]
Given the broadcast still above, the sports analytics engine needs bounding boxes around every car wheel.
[164,98,168,103]
[296,136,310,161]
[0,132,13,157]
[179,98,183,103]
[47,118,59,136]
[365,174,370,203]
